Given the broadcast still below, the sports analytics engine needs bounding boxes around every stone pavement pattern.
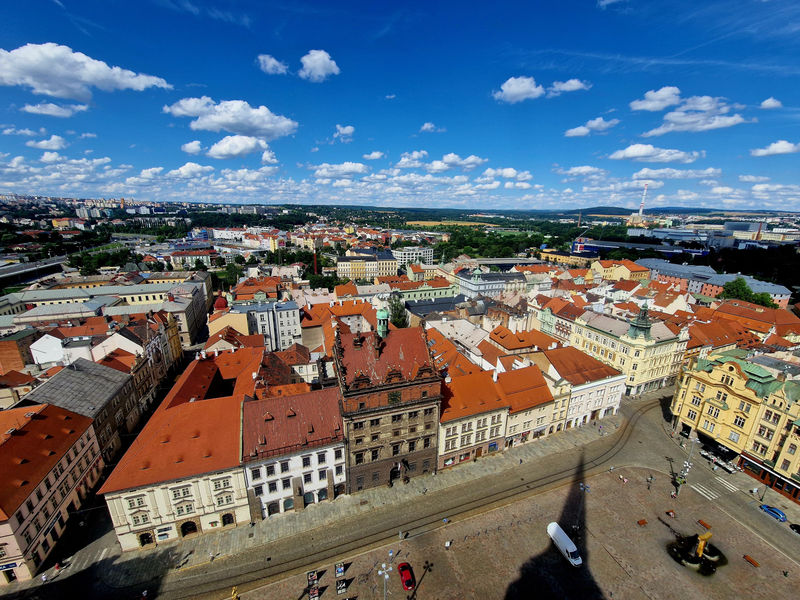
[244,466,799,600]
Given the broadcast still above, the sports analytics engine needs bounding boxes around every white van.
[547,522,583,567]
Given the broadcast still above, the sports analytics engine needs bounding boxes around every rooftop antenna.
[639,183,648,217]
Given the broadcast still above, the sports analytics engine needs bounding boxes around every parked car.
[397,562,416,591]
[759,504,787,522]
[790,523,800,535]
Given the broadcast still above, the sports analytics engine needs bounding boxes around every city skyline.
[1,0,799,209]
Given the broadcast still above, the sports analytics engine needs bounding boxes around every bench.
[743,555,760,568]
[698,519,711,530]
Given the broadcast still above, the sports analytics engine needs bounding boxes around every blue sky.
[1,0,799,210]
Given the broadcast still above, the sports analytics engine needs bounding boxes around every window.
[632,363,638,371]
[317,452,326,465]
[738,401,751,413]
[335,465,343,476]
[701,420,715,433]
[733,416,745,428]
[216,494,233,506]
[266,464,275,477]
[408,411,418,419]
[408,441,416,452]
[392,444,401,456]
[728,431,740,444]
[707,406,719,419]
[302,456,311,468]
[319,469,327,480]
[335,448,343,460]
[757,425,774,441]
[303,473,312,484]
[371,433,379,442]
[691,396,701,407]
[254,485,263,496]
[781,459,791,471]
[372,472,380,482]
[281,461,290,473]
[355,452,364,465]
[352,421,364,430]
[358,402,366,410]
[355,437,364,445]
[371,449,380,461]
[423,437,431,448]
[393,429,401,437]
[213,478,231,490]
[751,441,768,455]
[788,444,797,455]
[282,477,291,490]
[460,435,472,446]
[445,439,456,451]
[369,418,381,427]
[715,391,728,403]
[268,481,278,493]
[476,430,486,442]
[392,414,402,423]
[490,426,501,438]
[424,408,434,416]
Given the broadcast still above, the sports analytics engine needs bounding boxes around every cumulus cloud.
[632,167,721,179]
[166,162,214,178]
[547,79,591,97]
[556,165,607,177]
[2,126,38,136]
[710,186,734,194]
[363,151,384,160]
[312,162,368,178]
[257,54,288,75]
[564,116,619,137]
[493,76,545,103]
[26,134,67,150]
[298,50,340,82]
[333,124,354,142]
[608,143,702,163]
[40,151,62,163]
[629,86,681,111]
[642,95,749,137]
[750,140,800,156]
[738,174,770,182]
[21,102,88,118]
[760,97,782,109]
[420,121,446,133]
[181,140,202,154]
[206,135,270,159]
[163,96,297,140]
[396,150,428,169]
[0,42,171,101]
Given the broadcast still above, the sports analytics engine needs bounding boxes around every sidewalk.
[3,400,638,598]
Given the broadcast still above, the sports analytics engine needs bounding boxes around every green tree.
[388,294,408,328]
[718,276,777,308]
[214,256,226,268]
[246,255,259,265]
[235,254,246,265]
[194,259,208,271]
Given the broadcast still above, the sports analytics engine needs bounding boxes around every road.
[5,394,798,599]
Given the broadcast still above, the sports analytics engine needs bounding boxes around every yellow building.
[570,307,688,396]
[539,249,594,267]
[590,259,650,282]
[671,350,800,504]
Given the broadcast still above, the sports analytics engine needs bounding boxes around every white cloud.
[750,140,800,156]
[2,127,37,136]
[79,132,96,139]
[181,140,202,154]
[385,94,396,99]
[139,167,164,179]
[21,102,88,118]
[261,149,277,164]
[738,174,770,182]
[333,124,354,142]
[629,86,681,111]
[419,121,445,133]
[710,186,734,194]
[493,76,545,103]
[25,134,67,150]
[565,116,619,137]
[312,162,368,178]
[483,167,519,179]
[0,42,171,101]
[556,165,607,177]
[608,143,702,163]
[547,79,591,97]
[396,150,428,169]
[363,151,384,160]
[642,95,749,137]
[40,151,62,163]
[298,50,340,82]
[163,96,297,140]
[632,167,721,179]
[206,135,269,159]
[760,97,782,109]
[432,153,487,171]
[166,162,214,178]
[257,54,288,75]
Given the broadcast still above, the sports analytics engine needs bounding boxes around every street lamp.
[378,562,392,600]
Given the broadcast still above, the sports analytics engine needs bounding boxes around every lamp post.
[378,562,392,600]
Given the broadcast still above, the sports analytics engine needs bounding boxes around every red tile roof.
[204,326,265,350]
[0,369,35,388]
[489,325,560,351]
[334,282,359,298]
[441,371,508,422]
[0,404,93,519]
[713,299,800,337]
[541,346,621,386]
[427,328,483,378]
[97,349,137,373]
[496,366,554,413]
[336,327,435,387]
[613,280,640,292]
[242,387,343,462]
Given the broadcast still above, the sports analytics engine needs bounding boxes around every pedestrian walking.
[41,574,47,584]
[519,458,523,465]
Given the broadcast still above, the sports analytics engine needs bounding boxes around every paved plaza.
[243,465,799,600]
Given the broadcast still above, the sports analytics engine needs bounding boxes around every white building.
[393,246,434,267]
[242,388,346,518]
[228,300,302,351]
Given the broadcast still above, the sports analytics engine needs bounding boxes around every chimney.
[492,369,498,382]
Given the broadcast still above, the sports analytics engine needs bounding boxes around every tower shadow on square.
[504,451,605,600]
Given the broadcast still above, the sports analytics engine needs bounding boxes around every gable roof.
[496,366,554,413]
[489,325,560,351]
[441,371,508,422]
[541,346,622,386]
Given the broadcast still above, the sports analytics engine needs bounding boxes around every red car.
[397,562,416,591]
